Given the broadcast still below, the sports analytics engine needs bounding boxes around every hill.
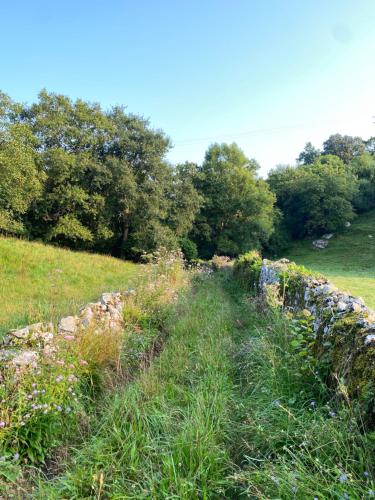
[0,237,137,336]
[284,210,375,309]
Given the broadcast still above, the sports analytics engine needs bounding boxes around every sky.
[1,0,374,176]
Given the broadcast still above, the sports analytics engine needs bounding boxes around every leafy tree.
[0,123,45,234]
[365,137,375,156]
[268,156,358,238]
[350,153,375,212]
[297,142,321,165]
[192,143,276,258]
[323,134,365,164]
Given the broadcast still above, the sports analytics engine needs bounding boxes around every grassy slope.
[0,237,137,336]
[34,272,373,499]
[284,210,375,309]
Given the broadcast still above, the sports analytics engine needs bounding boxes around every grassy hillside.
[284,210,375,309]
[0,237,137,336]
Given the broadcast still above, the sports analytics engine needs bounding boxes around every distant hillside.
[284,210,375,309]
[0,237,137,336]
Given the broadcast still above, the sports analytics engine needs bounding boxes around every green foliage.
[179,236,198,261]
[323,133,366,164]
[351,153,375,212]
[297,141,321,165]
[233,250,262,292]
[192,143,276,258]
[0,90,203,259]
[0,123,44,234]
[268,155,358,239]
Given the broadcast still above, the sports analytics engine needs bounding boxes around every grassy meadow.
[284,210,375,309]
[0,237,137,336]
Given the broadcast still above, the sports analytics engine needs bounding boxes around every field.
[0,237,137,336]
[284,210,375,309]
[0,247,373,497]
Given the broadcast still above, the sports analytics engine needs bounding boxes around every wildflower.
[364,471,370,477]
[13,453,19,461]
[66,407,71,413]
[79,359,88,366]
[273,399,281,407]
[0,421,5,428]
[31,383,36,388]
[55,375,64,383]
[310,401,317,408]
[329,411,337,417]
[339,473,348,483]
[64,335,75,341]
[55,405,62,412]
[0,456,5,462]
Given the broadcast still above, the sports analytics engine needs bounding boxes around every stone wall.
[0,290,135,369]
[236,254,375,425]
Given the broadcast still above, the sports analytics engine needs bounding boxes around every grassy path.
[34,272,374,499]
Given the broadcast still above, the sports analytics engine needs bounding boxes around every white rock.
[336,301,348,312]
[59,316,77,333]
[313,239,328,249]
[11,350,38,366]
[364,334,375,345]
[9,326,30,339]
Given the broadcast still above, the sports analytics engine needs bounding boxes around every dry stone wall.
[258,258,375,425]
[0,290,135,370]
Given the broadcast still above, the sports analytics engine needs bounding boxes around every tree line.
[0,90,374,259]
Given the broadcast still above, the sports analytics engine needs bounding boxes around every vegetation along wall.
[234,251,375,426]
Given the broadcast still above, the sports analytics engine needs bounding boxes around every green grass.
[30,271,374,499]
[0,237,137,336]
[284,210,375,309]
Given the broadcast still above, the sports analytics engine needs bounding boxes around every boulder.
[312,239,328,249]
[58,316,77,333]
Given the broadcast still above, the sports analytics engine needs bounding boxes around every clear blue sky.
[1,0,374,175]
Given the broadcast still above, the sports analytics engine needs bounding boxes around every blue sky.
[1,0,374,175]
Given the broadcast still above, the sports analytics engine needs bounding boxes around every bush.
[233,250,262,293]
[179,237,198,261]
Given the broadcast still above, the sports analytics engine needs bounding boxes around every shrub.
[233,250,262,293]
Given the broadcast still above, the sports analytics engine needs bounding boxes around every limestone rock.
[11,350,38,367]
[58,316,77,333]
[312,239,328,249]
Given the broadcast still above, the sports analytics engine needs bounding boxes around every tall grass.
[224,278,375,499]
[34,271,236,498]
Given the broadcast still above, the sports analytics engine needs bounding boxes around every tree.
[192,143,276,258]
[268,156,358,239]
[0,123,45,234]
[365,137,375,156]
[350,153,375,212]
[297,142,321,165]
[323,134,365,164]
